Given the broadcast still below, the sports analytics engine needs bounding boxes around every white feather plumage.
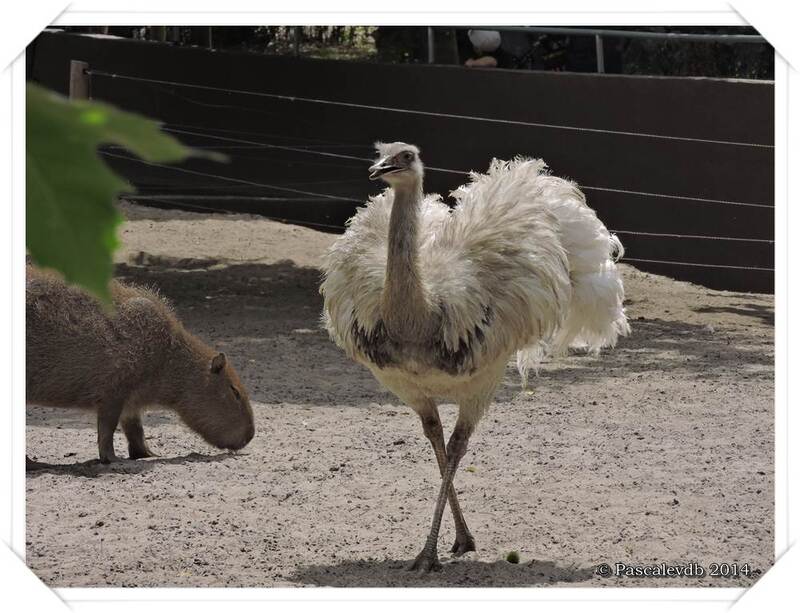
[321,154,629,402]
[320,146,630,568]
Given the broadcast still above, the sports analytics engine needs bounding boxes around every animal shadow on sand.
[115,255,773,407]
[491,314,772,402]
[115,257,396,408]
[290,557,596,587]
[25,451,234,478]
[693,303,774,326]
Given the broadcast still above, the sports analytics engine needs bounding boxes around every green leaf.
[26,83,195,303]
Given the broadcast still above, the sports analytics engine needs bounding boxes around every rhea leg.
[408,418,474,572]
[97,399,125,464]
[122,412,157,459]
[416,403,476,556]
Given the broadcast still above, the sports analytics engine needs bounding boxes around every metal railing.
[437,26,768,73]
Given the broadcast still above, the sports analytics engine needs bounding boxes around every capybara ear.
[210,353,227,374]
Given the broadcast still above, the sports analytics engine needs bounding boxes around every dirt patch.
[26,203,774,587]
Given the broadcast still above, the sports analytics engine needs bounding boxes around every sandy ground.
[26,203,774,588]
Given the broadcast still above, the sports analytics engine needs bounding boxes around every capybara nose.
[228,421,255,451]
[243,421,255,445]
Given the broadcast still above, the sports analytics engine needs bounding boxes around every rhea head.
[368,142,424,187]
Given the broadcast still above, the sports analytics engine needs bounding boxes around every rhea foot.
[450,531,476,556]
[407,548,442,573]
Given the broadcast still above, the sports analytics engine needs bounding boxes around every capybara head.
[174,352,255,451]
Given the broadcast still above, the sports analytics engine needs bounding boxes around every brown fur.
[26,266,255,463]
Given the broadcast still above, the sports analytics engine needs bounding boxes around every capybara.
[26,266,255,463]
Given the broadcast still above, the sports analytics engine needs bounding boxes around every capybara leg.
[122,414,156,459]
[97,400,125,464]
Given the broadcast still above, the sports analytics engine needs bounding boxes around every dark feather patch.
[351,304,493,376]
[351,317,395,368]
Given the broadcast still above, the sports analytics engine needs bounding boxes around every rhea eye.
[229,385,241,400]
[402,151,414,161]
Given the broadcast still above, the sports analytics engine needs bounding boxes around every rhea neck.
[381,173,436,342]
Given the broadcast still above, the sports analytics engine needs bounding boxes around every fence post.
[69,60,90,100]
[293,26,301,57]
[595,34,605,73]
[427,27,435,63]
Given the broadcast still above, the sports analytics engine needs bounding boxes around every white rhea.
[320,141,630,572]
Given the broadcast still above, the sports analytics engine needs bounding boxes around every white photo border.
[3,2,794,611]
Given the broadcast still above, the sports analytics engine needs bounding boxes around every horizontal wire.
[125,195,772,271]
[157,124,772,208]
[100,127,775,250]
[132,177,368,190]
[164,126,372,165]
[166,125,459,175]
[108,143,369,151]
[87,70,774,149]
[101,145,774,244]
[121,191,776,243]
[150,144,371,150]
[142,82,366,138]
[610,229,773,243]
[109,145,366,173]
[580,184,772,209]
[123,196,346,231]
[164,121,373,149]
[100,151,363,203]
[118,192,773,270]
[475,25,769,44]
[123,194,340,202]
[624,257,772,271]
[118,189,775,243]
[101,148,774,242]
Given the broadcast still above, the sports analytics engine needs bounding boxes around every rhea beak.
[369,158,401,180]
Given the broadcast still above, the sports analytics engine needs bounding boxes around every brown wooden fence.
[27,30,775,292]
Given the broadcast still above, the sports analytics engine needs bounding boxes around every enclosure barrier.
[446,26,768,73]
[28,31,774,292]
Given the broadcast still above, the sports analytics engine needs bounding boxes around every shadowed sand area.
[26,203,773,587]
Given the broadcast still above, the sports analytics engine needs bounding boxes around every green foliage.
[26,83,192,303]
